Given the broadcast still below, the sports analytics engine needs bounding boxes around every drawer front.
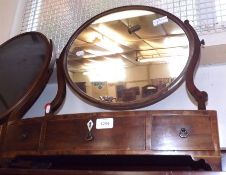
[44,114,145,151]
[150,115,214,151]
[2,121,42,152]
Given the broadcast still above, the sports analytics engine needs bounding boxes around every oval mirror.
[64,6,192,110]
[0,32,53,122]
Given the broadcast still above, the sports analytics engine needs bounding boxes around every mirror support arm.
[184,20,208,110]
[48,47,67,115]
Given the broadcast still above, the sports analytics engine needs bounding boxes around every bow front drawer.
[43,112,146,152]
[2,120,42,152]
[149,114,215,151]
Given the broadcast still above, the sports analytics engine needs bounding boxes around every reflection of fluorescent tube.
[163,37,189,47]
[94,24,128,46]
[138,56,188,78]
[85,49,112,56]
[82,59,126,82]
[95,37,123,53]
[153,16,168,26]
[147,86,156,90]
[93,10,154,24]
[138,54,189,63]
[138,57,168,63]
[76,50,85,56]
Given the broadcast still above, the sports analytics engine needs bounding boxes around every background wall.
[1,0,226,149]
[0,0,26,44]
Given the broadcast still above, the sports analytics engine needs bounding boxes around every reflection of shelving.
[121,87,140,102]
[114,77,173,101]
[142,85,158,97]
[72,77,175,102]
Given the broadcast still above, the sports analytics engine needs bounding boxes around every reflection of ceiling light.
[85,49,112,56]
[93,10,154,24]
[163,36,189,47]
[93,24,128,46]
[84,28,124,54]
[85,32,102,43]
[137,56,187,77]
[137,55,187,63]
[170,28,184,35]
[168,56,187,77]
[69,47,85,58]
[95,37,124,53]
[83,59,126,82]
[128,24,141,34]
[138,57,168,63]
[92,36,102,43]
[147,86,157,90]
[75,50,85,57]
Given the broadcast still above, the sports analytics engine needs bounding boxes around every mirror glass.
[0,33,49,117]
[66,9,189,104]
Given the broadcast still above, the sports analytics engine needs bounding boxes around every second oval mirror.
[64,6,191,110]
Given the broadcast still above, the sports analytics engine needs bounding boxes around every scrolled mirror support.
[47,47,67,115]
[184,20,208,110]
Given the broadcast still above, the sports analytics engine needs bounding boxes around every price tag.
[153,16,168,26]
[96,118,114,129]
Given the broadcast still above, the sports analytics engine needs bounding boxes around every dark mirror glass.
[65,8,189,107]
[0,33,49,116]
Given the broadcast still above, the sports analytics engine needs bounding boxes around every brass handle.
[179,128,188,138]
[86,132,94,141]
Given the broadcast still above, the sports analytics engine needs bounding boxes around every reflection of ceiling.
[67,11,189,72]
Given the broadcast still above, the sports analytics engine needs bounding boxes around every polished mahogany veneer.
[0,110,221,170]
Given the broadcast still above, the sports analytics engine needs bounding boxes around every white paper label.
[153,16,168,26]
[96,118,113,129]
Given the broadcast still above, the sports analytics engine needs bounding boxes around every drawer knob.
[179,128,188,138]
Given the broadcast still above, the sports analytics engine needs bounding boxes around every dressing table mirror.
[0,32,54,124]
[65,6,190,110]
[0,5,221,171]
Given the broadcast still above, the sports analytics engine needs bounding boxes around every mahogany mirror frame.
[0,32,54,123]
[51,5,207,111]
